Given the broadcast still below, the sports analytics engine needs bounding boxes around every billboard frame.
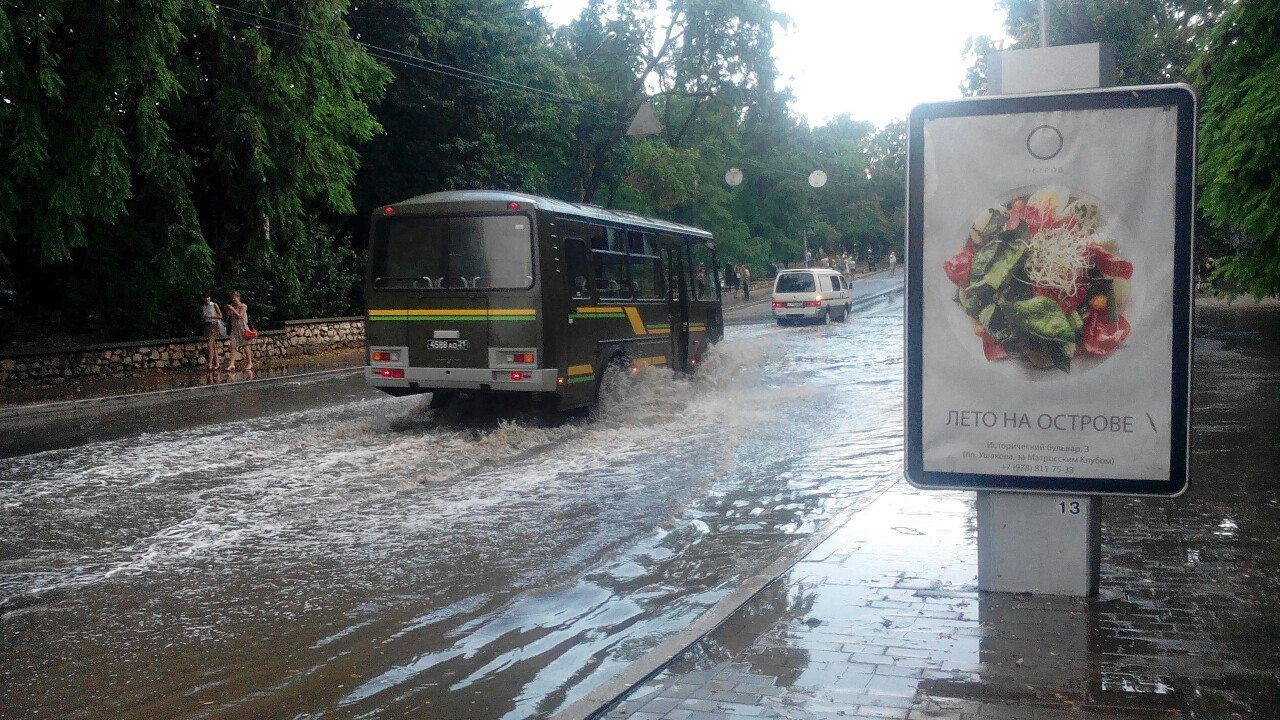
[905,84,1196,497]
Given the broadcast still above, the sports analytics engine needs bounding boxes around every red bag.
[243,328,259,340]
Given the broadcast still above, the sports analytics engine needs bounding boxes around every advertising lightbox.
[905,85,1195,496]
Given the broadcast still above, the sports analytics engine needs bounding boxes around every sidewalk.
[596,299,1280,719]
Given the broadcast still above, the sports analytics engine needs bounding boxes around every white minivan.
[771,268,852,325]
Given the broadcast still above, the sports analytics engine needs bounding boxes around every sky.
[542,0,1011,128]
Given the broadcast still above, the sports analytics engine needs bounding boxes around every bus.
[364,190,724,412]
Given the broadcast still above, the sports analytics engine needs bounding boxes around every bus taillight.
[507,353,535,363]
[372,351,399,362]
[378,368,405,379]
[509,371,530,380]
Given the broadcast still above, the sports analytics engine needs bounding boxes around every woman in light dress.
[201,292,223,371]
[224,291,255,371]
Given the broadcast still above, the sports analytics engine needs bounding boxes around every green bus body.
[365,190,724,411]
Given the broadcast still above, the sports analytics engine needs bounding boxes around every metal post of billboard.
[975,43,1116,597]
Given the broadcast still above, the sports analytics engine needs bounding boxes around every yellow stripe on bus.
[634,356,666,367]
[568,364,594,376]
[369,308,536,316]
[623,307,647,335]
[573,307,624,314]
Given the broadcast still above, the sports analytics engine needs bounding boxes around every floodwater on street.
[0,289,904,719]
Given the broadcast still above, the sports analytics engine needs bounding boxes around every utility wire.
[345,4,552,21]
[213,3,615,119]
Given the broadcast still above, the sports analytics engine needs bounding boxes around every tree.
[0,0,209,336]
[349,0,576,211]
[1191,0,1280,298]
[0,0,389,341]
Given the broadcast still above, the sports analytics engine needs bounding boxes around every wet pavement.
[0,282,906,718]
[7,278,1272,720]
[601,298,1280,720]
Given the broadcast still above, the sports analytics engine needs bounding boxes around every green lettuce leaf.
[968,242,1026,294]
[1000,296,1083,344]
[967,238,1005,281]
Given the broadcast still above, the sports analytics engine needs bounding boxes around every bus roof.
[392,190,715,240]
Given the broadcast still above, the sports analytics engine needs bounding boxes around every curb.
[849,282,905,312]
[552,479,900,720]
[0,366,364,425]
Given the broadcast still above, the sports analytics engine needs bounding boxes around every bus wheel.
[427,390,457,409]
[590,355,631,421]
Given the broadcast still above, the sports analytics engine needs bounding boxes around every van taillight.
[804,300,823,307]
[372,351,398,362]
[507,353,535,363]
[379,368,404,379]
[509,371,530,380]
[771,301,785,308]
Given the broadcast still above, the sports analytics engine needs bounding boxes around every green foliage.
[0,0,388,343]
[222,222,365,322]
[1192,0,1280,298]
[0,0,913,346]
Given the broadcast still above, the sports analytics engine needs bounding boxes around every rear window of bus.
[371,215,533,290]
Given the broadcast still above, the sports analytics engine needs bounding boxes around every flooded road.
[1,288,905,719]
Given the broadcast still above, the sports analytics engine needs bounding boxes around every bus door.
[661,236,691,371]
[558,219,596,389]
[688,239,723,351]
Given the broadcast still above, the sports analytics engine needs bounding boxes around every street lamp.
[724,166,827,267]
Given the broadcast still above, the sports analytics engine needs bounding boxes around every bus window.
[627,231,664,299]
[591,225,630,299]
[372,215,533,290]
[565,237,591,299]
[688,238,719,300]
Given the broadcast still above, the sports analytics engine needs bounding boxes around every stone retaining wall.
[0,317,365,389]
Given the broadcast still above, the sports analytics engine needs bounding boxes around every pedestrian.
[224,290,255,372]
[889,251,898,276]
[723,262,737,297]
[695,265,708,299]
[740,264,751,300]
[201,291,223,371]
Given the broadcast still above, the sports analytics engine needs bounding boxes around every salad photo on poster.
[942,186,1133,375]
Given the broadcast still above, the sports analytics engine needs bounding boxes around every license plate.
[787,302,803,308]
[427,339,468,350]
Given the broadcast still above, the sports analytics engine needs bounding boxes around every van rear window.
[775,273,815,293]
